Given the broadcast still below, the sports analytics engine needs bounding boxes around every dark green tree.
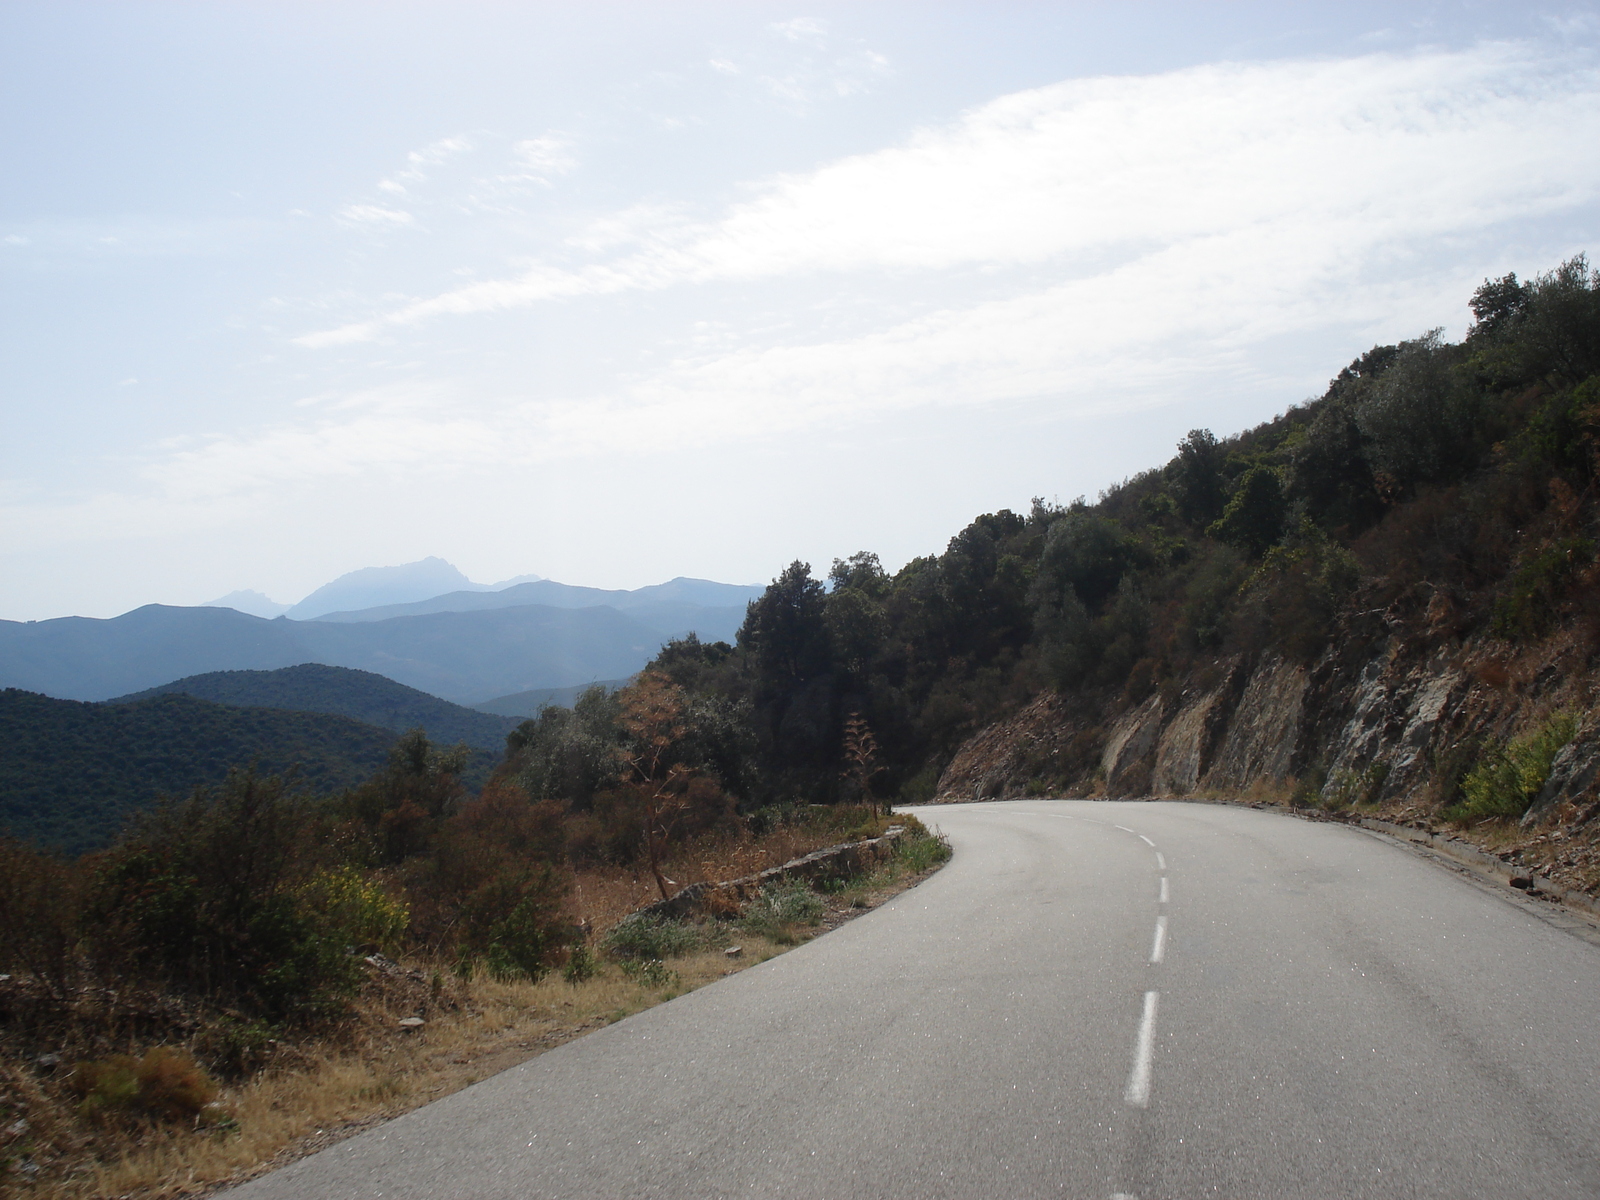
[829,551,890,598]
[1209,465,1286,557]
[507,686,623,809]
[1357,332,1482,492]
[1172,429,1227,528]
[738,561,833,691]
[1286,398,1382,533]
[1469,255,1600,387]
[1032,511,1136,614]
[825,585,889,680]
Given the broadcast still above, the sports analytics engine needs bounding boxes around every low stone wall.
[632,826,906,923]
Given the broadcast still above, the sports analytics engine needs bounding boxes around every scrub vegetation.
[4,255,1599,1193]
[625,257,1598,827]
[0,706,943,1197]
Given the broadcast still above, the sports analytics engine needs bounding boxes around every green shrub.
[449,861,570,982]
[618,958,680,989]
[895,828,953,872]
[1321,760,1389,810]
[1289,760,1328,808]
[88,768,362,1021]
[737,880,824,944]
[1446,712,1578,823]
[484,892,564,981]
[0,835,81,1004]
[603,914,700,960]
[897,764,941,805]
[300,866,409,952]
[196,1016,277,1079]
[1491,537,1595,641]
[562,944,599,984]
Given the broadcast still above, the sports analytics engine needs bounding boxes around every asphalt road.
[225,801,1600,1199]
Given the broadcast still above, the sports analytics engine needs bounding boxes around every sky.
[4,1,1600,621]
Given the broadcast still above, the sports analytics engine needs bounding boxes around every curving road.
[225,801,1600,1199]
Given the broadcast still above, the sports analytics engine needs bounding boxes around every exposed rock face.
[1153,661,1247,795]
[933,631,1599,818]
[1101,695,1164,794]
[1202,657,1305,793]
[1526,714,1600,824]
[935,692,1084,800]
[1317,647,1469,802]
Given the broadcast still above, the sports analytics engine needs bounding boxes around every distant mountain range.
[199,557,551,621]
[114,664,523,750]
[0,577,761,706]
[202,589,292,619]
[311,576,759,624]
[0,566,767,855]
[0,688,400,856]
[284,557,546,621]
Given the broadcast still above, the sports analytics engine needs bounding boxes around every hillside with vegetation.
[612,255,1600,887]
[0,690,401,855]
[115,664,523,751]
[0,707,941,1195]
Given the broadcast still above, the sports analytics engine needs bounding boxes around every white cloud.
[337,204,415,228]
[376,136,473,196]
[772,17,829,46]
[128,228,1470,508]
[339,133,578,227]
[297,41,1600,349]
[513,134,576,177]
[22,40,1600,540]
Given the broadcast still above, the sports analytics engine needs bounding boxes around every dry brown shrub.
[69,1047,218,1125]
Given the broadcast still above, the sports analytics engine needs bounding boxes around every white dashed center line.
[1039,808,1168,1119]
[1124,990,1160,1107]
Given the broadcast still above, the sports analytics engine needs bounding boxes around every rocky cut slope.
[927,257,1600,903]
[937,611,1600,892]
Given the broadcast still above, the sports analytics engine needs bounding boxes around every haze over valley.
[0,558,762,705]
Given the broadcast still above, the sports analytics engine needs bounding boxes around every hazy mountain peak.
[287,557,485,621]
[202,589,291,619]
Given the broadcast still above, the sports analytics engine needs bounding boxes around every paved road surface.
[225,801,1600,1199]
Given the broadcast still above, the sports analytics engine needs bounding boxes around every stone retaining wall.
[631,826,906,923]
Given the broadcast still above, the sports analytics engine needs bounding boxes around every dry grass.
[81,946,780,1199]
[566,814,893,933]
[7,819,937,1200]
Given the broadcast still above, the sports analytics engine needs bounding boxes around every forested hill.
[0,689,399,856]
[606,256,1599,826]
[114,664,522,751]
